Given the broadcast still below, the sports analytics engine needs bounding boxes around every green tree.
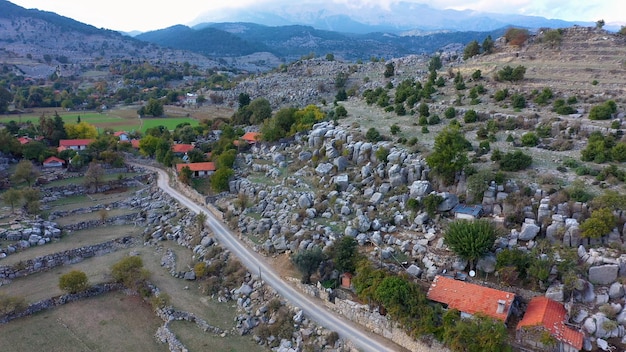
[332,236,359,274]
[464,109,478,123]
[178,166,192,184]
[428,55,442,71]
[2,188,22,212]
[211,167,234,192]
[543,29,563,48]
[0,293,27,316]
[58,270,89,294]
[335,105,348,118]
[482,35,494,54]
[84,162,105,192]
[418,103,430,117]
[292,247,325,284]
[384,62,395,78]
[238,93,251,108]
[443,312,512,352]
[580,208,616,239]
[444,219,498,269]
[390,124,400,135]
[463,40,480,60]
[0,86,13,113]
[589,100,617,120]
[144,98,164,117]
[497,65,526,82]
[444,107,456,119]
[426,126,470,185]
[21,141,48,162]
[12,159,40,187]
[521,132,539,147]
[247,98,272,124]
[596,19,605,29]
[375,147,389,163]
[65,121,98,139]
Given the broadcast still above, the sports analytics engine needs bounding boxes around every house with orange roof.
[43,156,65,168]
[113,131,130,141]
[175,162,216,177]
[427,275,517,323]
[17,136,32,145]
[58,139,94,152]
[516,296,584,352]
[171,143,195,154]
[241,132,261,144]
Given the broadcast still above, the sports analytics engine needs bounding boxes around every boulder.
[609,282,625,299]
[315,163,334,176]
[406,264,422,277]
[545,284,565,302]
[589,265,619,285]
[476,254,496,273]
[518,219,540,241]
[354,215,371,233]
[437,192,459,212]
[184,271,196,280]
[333,156,349,172]
[298,150,312,162]
[298,194,313,209]
[413,212,429,225]
[409,181,432,198]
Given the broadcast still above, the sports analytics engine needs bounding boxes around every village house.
[113,131,130,142]
[451,204,484,220]
[42,156,65,168]
[427,275,517,323]
[171,143,195,154]
[58,139,94,152]
[516,296,584,352]
[175,162,216,177]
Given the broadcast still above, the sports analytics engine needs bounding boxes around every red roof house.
[17,136,32,145]
[516,296,584,352]
[242,132,261,143]
[171,144,195,154]
[58,139,94,151]
[427,275,516,322]
[176,162,216,177]
[43,156,65,168]
[113,131,130,141]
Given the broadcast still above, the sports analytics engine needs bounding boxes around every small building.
[516,296,584,352]
[58,139,94,151]
[427,275,516,323]
[113,131,130,142]
[17,136,32,145]
[452,204,484,220]
[340,272,353,289]
[176,162,216,177]
[43,156,65,168]
[171,143,195,154]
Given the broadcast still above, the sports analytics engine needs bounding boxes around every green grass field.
[0,110,198,134]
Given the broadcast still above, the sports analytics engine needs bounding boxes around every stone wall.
[0,283,123,323]
[0,236,135,280]
[294,280,449,352]
[61,213,140,231]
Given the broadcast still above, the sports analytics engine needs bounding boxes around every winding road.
[140,164,407,352]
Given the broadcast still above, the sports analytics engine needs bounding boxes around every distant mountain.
[191,1,590,34]
[0,0,219,71]
[138,22,506,62]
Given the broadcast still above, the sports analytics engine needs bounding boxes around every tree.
[521,132,539,147]
[463,40,480,60]
[21,141,49,162]
[292,247,325,283]
[580,208,616,239]
[211,167,233,192]
[504,27,529,47]
[463,109,478,123]
[21,187,41,215]
[384,62,395,78]
[335,105,348,118]
[543,29,563,48]
[428,55,442,71]
[2,188,22,212]
[332,236,359,274]
[443,312,512,352]
[0,86,14,113]
[111,256,150,292]
[58,270,89,294]
[596,19,605,29]
[84,162,105,192]
[482,35,494,54]
[238,93,251,108]
[444,219,498,269]
[247,97,272,124]
[65,121,98,139]
[497,65,526,82]
[589,100,617,120]
[426,126,470,185]
[444,107,457,119]
[144,98,164,117]
[178,166,192,184]
[325,53,335,61]
[12,160,40,187]
[418,103,430,117]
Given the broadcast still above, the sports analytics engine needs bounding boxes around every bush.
[444,220,498,268]
[111,256,150,293]
[589,100,617,120]
[0,293,27,316]
[505,28,529,47]
[444,107,457,119]
[59,270,89,294]
[211,167,234,192]
[511,94,526,109]
[365,127,382,142]
[463,109,478,123]
[497,65,526,82]
[521,132,539,147]
[494,89,509,102]
[499,150,532,171]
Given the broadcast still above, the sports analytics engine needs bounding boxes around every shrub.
[111,256,150,293]
[463,109,478,123]
[521,132,539,147]
[444,220,499,268]
[59,270,89,294]
[365,127,382,142]
[494,89,509,102]
[375,147,390,163]
[0,293,27,316]
[589,100,617,120]
[497,65,526,82]
[511,94,526,109]
[499,150,532,171]
[505,28,529,47]
[444,107,457,119]
[390,124,400,135]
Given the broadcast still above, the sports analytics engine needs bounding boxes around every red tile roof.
[113,131,128,137]
[59,139,94,147]
[43,156,65,164]
[17,136,31,145]
[517,296,584,350]
[241,132,261,143]
[171,144,195,153]
[427,276,515,321]
[176,162,216,173]
[130,139,140,149]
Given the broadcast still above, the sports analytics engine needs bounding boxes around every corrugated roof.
[427,275,515,321]
[176,162,215,173]
[517,296,584,350]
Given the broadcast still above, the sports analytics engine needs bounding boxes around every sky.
[8,0,624,32]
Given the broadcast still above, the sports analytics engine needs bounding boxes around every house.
[452,204,484,220]
[516,296,584,352]
[171,143,195,154]
[43,156,65,168]
[176,162,216,177]
[427,275,516,323]
[113,131,130,142]
[17,136,32,145]
[58,139,94,151]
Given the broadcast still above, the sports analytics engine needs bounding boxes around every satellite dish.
[469,270,476,277]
